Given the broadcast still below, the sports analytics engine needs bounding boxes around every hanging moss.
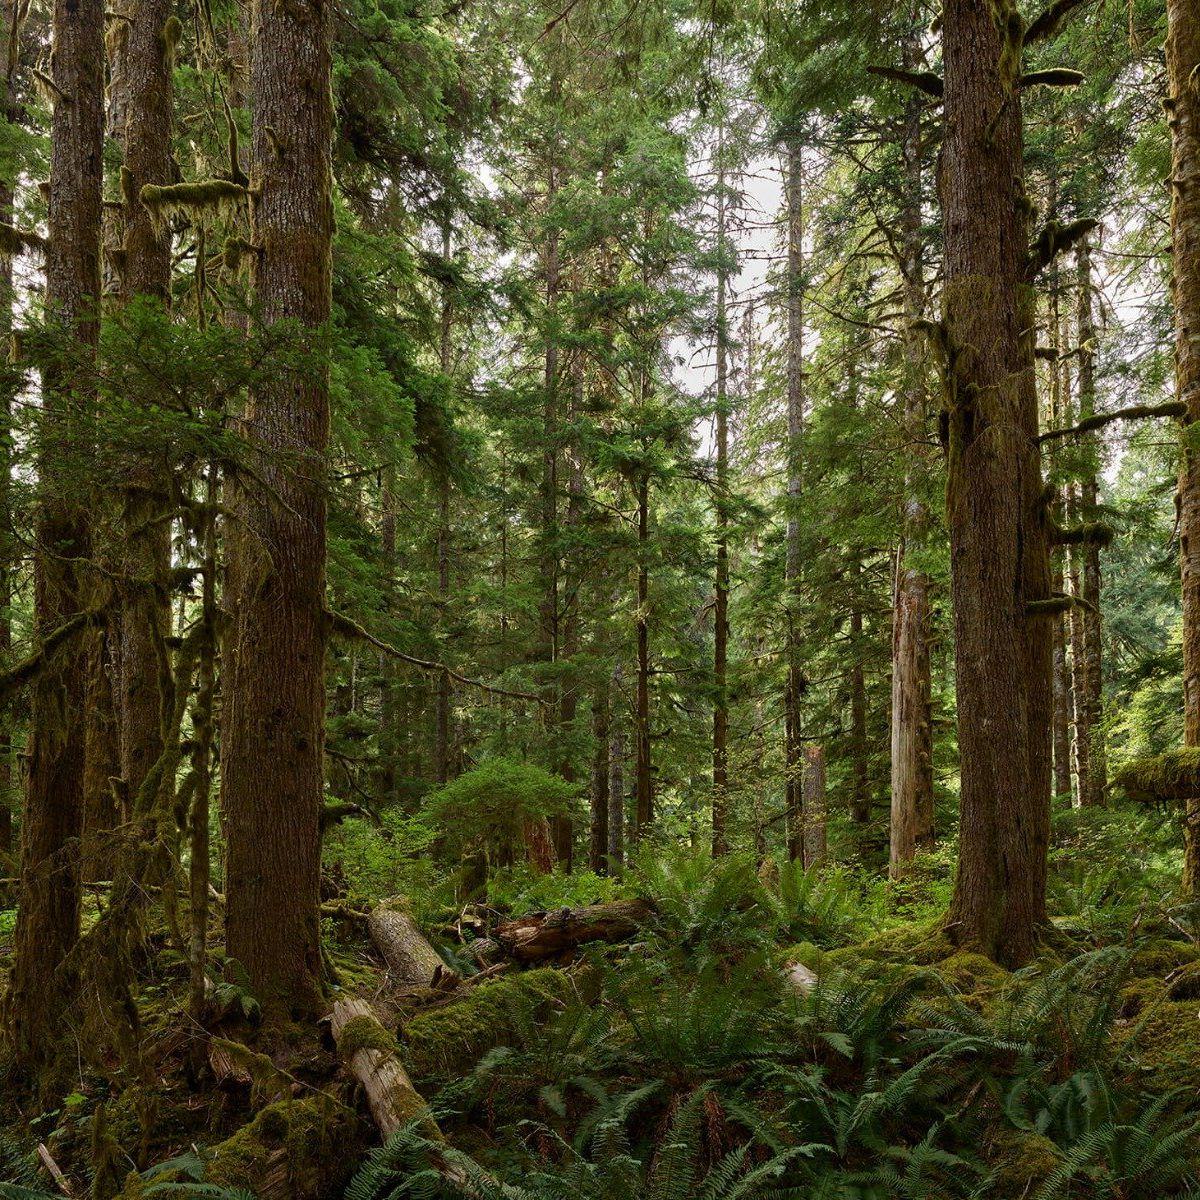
[138,180,250,233]
[1026,595,1075,618]
[1111,748,1200,804]
[0,222,46,256]
[401,968,576,1078]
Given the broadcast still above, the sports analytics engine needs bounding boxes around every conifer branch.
[866,65,943,98]
[326,608,543,703]
[1038,400,1186,443]
[1023,0,1095,47]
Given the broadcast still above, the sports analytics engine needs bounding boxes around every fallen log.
[330,996,441,1141]
[369,901,458,988]
[496,898,655,962]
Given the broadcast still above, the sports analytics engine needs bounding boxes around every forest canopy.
[1,0,1200,1197]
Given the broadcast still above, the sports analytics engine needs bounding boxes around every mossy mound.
[201,1094,361,1199]
[823,919,953,969]
[1128,937,1200,980]
[932,951,1010,994]
[401,967,577,1078]
[1121,999,1200,1099]
[1111,747,1200,804]
[984,1129,1061,1198]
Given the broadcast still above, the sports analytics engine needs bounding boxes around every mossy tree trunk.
[607,661,625,868]
[1168,0,1200,892]
[941,0,1050,966]
[221,0,333,1022]
[783,138,806,864]
[712,120,730,857]
[3,0,104,1087]
[889,65,936,876]
[589,676,609,871]
[1074,240,1106,806]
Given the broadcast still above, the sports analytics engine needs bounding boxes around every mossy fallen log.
[401,966,577,1077]
[1111,748,1200,804]
[331,996,441,1142]
[368,900,457,987]
[495,898,656,962]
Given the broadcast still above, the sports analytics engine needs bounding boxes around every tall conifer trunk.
[783,139,806,863]
[1168,0,1200,891]
[1074,240,1106,806]
[221,0,333,1021]
[941,0,1049,965]
[889,69,935,875]
[3,0,104,1083]
[712,125,730,856]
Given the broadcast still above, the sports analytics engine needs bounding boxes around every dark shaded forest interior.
[3,0,1200,1196]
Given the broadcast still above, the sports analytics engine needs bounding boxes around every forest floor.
[2,804,1200,1200]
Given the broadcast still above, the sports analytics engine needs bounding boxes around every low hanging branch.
[1038,400,1187,443]
[1023,0,1096,47]
[327,608,542,703]
[0,607,107,708]
[866,65,943,98]
[1026,217,1098,280]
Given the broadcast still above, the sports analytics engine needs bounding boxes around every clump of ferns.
[448,993,621,1138]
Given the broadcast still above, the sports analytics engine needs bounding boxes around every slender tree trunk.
[377,481,398,802]
[941,0,1049,965]
[1169,0,1200,892]
[1067,484,1091,805]
[221,0,333,1022]
[607,663,625,869]
[634,471,652,836]
[849,602,869,824]
[3,0,104,1085]
[712,125,730,856]
[1048,285,1073,800]
[590,679,609,873]
[889,68,935,875]
[802,745,826,870]
[783,139,806,863]
[1075,240,1106,806]
[434,224,453,786]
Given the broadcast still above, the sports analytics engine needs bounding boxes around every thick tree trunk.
[496,898,654,961]
[1169,0,1200,892]
[222,0,333,1022]
[889,74,935,876]
[712,126,730,856]
[3,0,103,1087]
[783,139,806,863]
[941,0,1049,966]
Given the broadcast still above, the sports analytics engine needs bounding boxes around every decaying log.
[369,901,458,987]
[208,1037,254,1090]
[496,898,655,962]
[331,996,441,1141]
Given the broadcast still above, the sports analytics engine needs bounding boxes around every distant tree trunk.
[783,139,806,864]
[849,602,869,824]
[802,745,826,870]
[1052,565,1073,799]
[115,0,173,807]
[941,0,1049,965]
[221,0,333,1023]
[3,0,104,1085]
[1169,0,1200,892]
[712,125,730,856]
[608,663,625,869]
[434,222,453,787]
[889,70,935,876]
[377,481,398,802]
[634,471,653,837]
[1074,240,1106,807]
[1066,484,1090,807]
[590,679,609,872]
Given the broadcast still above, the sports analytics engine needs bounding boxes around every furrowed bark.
[222,0,333,1022]
[3,0,103,1088]
[941,0,1049,966]
[1168,0,1200,893]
